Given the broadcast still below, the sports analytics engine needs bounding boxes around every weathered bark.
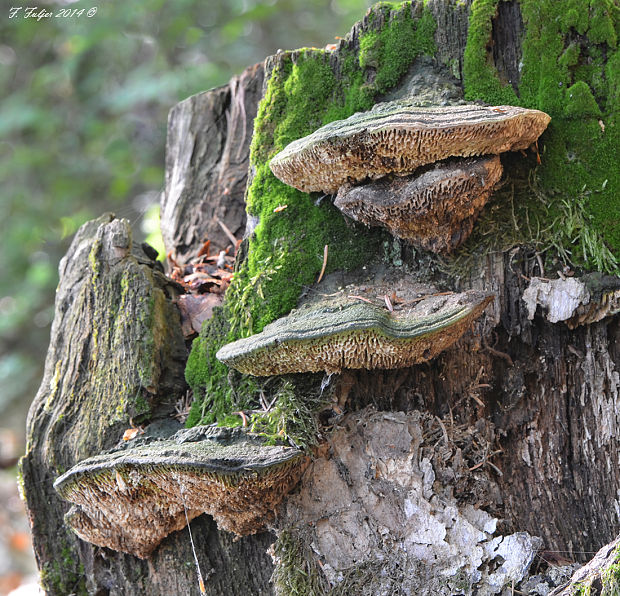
[20,216,275,594]
[161,62,264,263]
[493,266,620,558]
[550,535,619,595]
[23,1,620,594]
[426,0,471,79]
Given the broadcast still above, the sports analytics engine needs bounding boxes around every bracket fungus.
[54,426,308,558]
[269,101,550,194]
[334,155,503,253]
[216,276,493,375]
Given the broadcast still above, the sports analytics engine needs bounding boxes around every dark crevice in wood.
[492,0,524,93]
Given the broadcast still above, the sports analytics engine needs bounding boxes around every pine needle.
[317,244,328,284]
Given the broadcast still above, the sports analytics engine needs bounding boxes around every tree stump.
[20,215,275,594]
[22,1,620,594]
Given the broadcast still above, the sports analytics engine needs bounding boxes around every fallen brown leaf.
[122,428,142,441]
[177,293,223,336]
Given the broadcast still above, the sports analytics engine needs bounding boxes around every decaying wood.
[276,408,543,595]
[160,62,264,263]
[22,1,620,594]
[20,216,275,594]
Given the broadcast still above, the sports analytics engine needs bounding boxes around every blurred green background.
[0,0,373,447]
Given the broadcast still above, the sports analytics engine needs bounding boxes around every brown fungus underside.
[335,155,503,253]
[269,102,550,194]
[54,426,308,558]
[216,273,493,376]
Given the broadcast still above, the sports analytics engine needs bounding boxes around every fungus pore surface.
[216,274,493,376]
[335,155,503,253]
[269,101,550,194]
[54,426,308,558]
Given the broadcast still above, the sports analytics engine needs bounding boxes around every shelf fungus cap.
[216,284,493,376]
[54,426,308,558]
[269,101,550,194]
[335,155,503,253]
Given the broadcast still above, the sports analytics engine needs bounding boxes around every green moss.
[237,0,436,336]
[561,8,586,34]
[359,4,436,92]
[463,0,520,104]
[133,393,150,416]
[40,539,87,595]
[248,378,327,450]
[441,154,617,278]
[87,238,102,281]
[601,547,620,595]
[272,530,330,596]
[184,307,257,428]
[449,57,461,79]
[558,43,581,69]
[569,546,620,595]
[573,582,592,596]
[185,1,437,431]
[588,1,618,46]
[565,81,602,118]
[462,0,620,272]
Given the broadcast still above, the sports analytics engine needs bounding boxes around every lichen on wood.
[272,408,542,595]
[522,272,620,328]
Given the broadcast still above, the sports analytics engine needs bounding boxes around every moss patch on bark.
[462,0,619,273]
[186,0,619,435]
[185,1,437,431]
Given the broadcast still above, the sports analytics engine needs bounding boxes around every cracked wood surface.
[22,1,620,593]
